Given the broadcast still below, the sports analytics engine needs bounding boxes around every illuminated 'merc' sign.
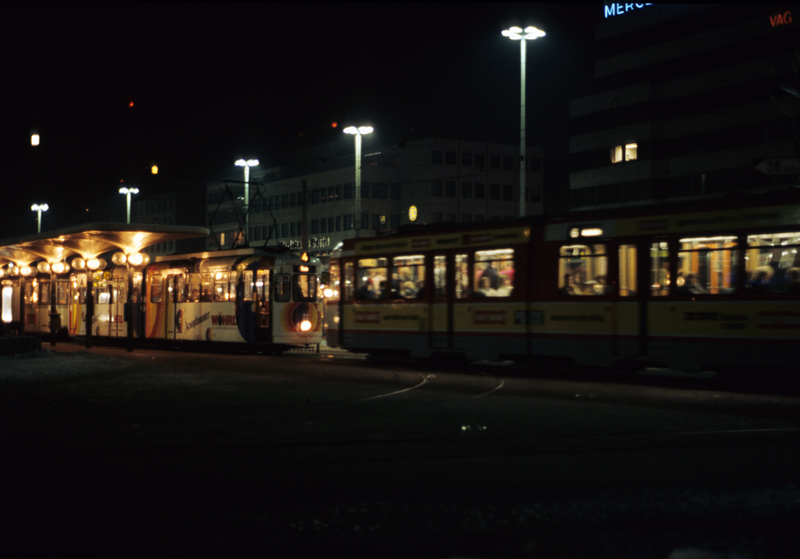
[604,3,653,18]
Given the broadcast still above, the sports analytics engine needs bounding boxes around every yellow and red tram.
[325,198,800,373]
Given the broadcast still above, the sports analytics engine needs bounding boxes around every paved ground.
[1,342,799,558]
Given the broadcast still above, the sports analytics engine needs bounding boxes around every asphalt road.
[1,342,800,558]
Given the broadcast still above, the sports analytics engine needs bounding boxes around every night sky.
[0,2,599,238]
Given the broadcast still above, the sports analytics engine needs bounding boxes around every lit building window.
[610,143,638,164]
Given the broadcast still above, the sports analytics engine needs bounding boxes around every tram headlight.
[323,288,334,298]
[300,319,312,332]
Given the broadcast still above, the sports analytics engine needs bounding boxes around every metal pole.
[301,179,308,252]
[354,133,362,237]
[244,164,250,240]
[519,37,527,218]
[126,193,132,224]
[126,264,134,352]
[49,271,57,346]
[85,272,94,349]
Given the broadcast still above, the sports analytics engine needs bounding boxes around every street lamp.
[119,186,139,224]
[343,126,373,235]
[31,203,48,233]
[502,25,545,217]
[235,158,259,239]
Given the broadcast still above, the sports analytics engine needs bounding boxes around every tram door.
[164,274,183,340]
[613,240,651,359]
[429,254,450,350]
[253,270,271,344]
[107,277,124,338]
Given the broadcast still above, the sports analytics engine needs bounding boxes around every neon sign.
[769,11,792,27]
[604,3,653,18]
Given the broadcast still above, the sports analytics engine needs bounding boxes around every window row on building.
[430,150,542,171]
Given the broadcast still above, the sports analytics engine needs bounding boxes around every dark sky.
[0,2,600,237]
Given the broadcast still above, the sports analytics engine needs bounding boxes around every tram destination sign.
[755,158,800,175]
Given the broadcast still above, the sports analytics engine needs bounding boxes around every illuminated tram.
[325,198,800,373]
[2,235,323,353]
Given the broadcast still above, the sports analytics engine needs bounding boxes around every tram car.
[16,247,324,353]
[324,197,800,374]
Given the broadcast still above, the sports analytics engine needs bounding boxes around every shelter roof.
[0,223,209,264]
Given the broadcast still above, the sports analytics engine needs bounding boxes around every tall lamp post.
[31,203,48,233]
[235,158,259,240]
[119,186,139,224]
[502,25,545,217]
[343,126,373,236]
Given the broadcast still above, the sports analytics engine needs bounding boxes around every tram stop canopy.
[0,223,209,351]
[0,222,210,266]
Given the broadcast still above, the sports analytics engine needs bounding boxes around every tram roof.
[0,222,209,264]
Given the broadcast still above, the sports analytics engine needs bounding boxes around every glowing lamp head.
[37,262,51,274]
[71,258,86,271]
[127,253,146,267]
[20,265,36,277]
[51,262,69,274]
[344,126,374,135]
[299,320,312,332]
[86,257,106,271]
[502,26,546,40]
[31,134,40,146]
[111,253,128,266]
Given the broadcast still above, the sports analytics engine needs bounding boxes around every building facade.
[569,4,800,210]
[207,137,543,256]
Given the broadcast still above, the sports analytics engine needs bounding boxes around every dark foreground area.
[1,344,799,558]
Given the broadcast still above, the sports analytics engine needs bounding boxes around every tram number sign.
[514,310,544,325]
[755,159,800,175]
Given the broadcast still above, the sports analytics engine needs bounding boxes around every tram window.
[746,232,800,294]
[326,261,341,302]
[188,273,202,302]
[242,270,254,301]
[474,249,514,297]
[214,272,229,301]
[201,273,214,301]
[98,286,111,304]
[677,236,737,295]
[151,274,163,303]
[619,245,637,297]
[433,255,446,300]
[174,275,186,303]
[24,281,35,305]
[391,255,426,299]
[455,254,469,298]
[356,258,387,300]
[257,271,270,304]
[228,271,238,301]
[293,274,317,302]
[57,282,69,306]
[275,274,291,302]
[38,280,49,305]
[650,241,669,296]
[558,244,607,296]
[344,262,354,301]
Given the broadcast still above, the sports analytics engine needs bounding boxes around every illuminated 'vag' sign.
[769,11,792,27]
[604,3,653,18]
